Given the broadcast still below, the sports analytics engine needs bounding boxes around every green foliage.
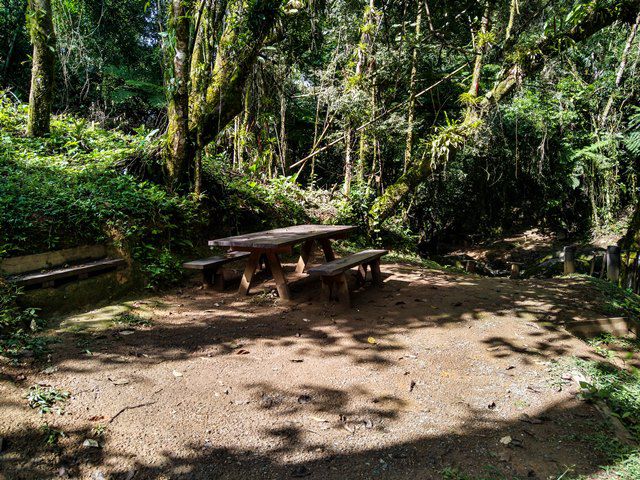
[584,276,640,322]
[26,385,70,415]
[0,279,40,333]
[0,330,53,361]
[40,423,67,446]
[0,93,206,291]
[576,358,640,438]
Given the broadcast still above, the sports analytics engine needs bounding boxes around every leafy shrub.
[0,279,39,333]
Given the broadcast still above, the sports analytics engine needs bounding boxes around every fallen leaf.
[309,416,329,423]
[109,378,130,386]
[119,330,135,336]
[236,349,250,355]
[367,337,377,345]
[42,366,58,375]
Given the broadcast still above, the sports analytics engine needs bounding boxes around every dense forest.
[2,0,640,253]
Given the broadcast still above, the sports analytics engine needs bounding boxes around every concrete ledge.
[1,245,111,275]
[565,316,638,338]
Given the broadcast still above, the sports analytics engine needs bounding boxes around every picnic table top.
[208,224,355,250]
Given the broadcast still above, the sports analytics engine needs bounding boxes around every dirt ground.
[0,263,634,479]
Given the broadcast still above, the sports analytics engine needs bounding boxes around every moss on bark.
[26,0,56,138]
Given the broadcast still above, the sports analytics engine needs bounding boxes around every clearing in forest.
[1,263,638,479]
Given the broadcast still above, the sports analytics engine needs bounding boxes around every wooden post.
[563,246,576,275]
[465,260,476,273]
[589,252,597,277]
[600,252,607,279]
[607,245,621,284]
[510,263,521,279]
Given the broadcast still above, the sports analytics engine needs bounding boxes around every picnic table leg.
[295,240,315,274]
[319,239,336,262]
[266,252,292,300]
[238,251,261,295]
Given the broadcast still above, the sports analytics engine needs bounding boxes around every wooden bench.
[8,258,126,289]
[308,249,387,307]
[183,251,251,290]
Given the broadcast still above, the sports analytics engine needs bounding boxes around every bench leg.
[295,240,315,274]
[319,239,336,262]
[369,260,383,286]
[321,276,333,301]
[266,252,291,301]
[335,273,351,308]
[239,251,261,295]
[202,268,225,291]
[356,264,368,286]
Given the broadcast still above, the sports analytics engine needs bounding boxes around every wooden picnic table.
[208,224,355,300]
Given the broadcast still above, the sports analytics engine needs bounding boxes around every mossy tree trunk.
[369,0,640,228]
[188,0,282,152]
[27,0,56,138]
[165,0,194,191]
[164,0,282,191]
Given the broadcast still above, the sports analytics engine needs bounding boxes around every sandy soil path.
[0,264,626,479]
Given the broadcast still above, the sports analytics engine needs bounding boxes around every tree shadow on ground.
[1,264,635,479]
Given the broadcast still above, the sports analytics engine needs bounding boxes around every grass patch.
[551,353,640,479]
[113,311,151,327]
[583,276,640,323]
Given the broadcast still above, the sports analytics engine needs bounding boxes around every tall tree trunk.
[280,86,288,172]
[189,0,282,150]
[404,2,422,173]
[165,0,193,191]
[468,1,493,98]
[343,126,353,195]
[505,0,519,41]
[601,12,640,127]
[370,0,640,227]
[27,0,56,137]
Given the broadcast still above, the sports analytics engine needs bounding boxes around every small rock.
[500,435,512,445]
[83,439,100,448]
[172,370,183,377]
[297,394,312,404]
[42,366,58,375]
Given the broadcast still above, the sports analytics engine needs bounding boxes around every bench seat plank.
[183,251,251,270]
[10,258,126,286]
[308,249,388,277]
